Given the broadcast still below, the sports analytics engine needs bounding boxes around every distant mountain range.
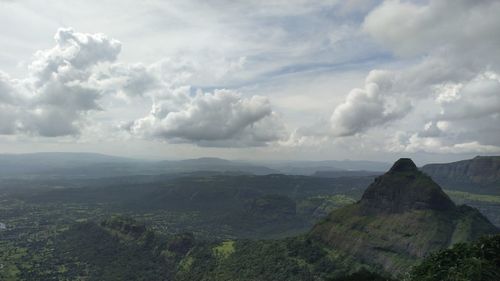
[2,153,500,194]
[267,160,391,175]
[421,156,500,195]
[0,152,393,178]
[0,153,278,178]
[312,170,382,178]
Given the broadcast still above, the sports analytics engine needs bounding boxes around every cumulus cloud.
[95,63,158,98]
[0,28,122,137]
[330,70,410,136]
[324,0,500,155]
[129,88,287,147]
[30,27,121,83]
[0,27,284,147]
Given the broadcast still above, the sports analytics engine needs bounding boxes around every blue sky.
[0,0,499,164]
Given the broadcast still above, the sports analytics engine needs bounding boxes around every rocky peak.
[360,158,455,213]
[388,158,418,173]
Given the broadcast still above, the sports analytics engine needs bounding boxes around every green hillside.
[310,159,498,274]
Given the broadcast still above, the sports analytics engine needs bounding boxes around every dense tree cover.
[408,235,500,281]
[4,215,497,281]
[331,269,394,281]
[177,235,390,281]
[6,216,391,281]
[14,216,197,281]
[10,174,368,239]
[1,170,498,281]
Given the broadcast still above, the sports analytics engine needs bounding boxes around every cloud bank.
[0,27,286,147]
[1,0,500,159]
[324,0,500,154]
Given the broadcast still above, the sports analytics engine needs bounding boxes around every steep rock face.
[360,158,455,213]
[310,158,499,275]
[421,156,500,194]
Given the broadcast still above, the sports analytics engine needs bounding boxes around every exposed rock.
[360,158,455,213]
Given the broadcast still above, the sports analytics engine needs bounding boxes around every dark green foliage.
[13,173,369,238]
[54,222,168,280]
[177,235,381,281]
[408,235,500,281]
[210,239,314,281]
[43,217,196,281]
[330,269,394,281]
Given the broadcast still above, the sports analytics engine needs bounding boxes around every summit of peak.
[388,158,418,173]
[359,158,455,213]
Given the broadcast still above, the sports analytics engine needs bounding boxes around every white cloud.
[0,27,286,147]
[330,70,410,136]
[0,28,121,136]
[436,72,500,121]
[323,0,500,155]
[129,88,287,147]
[363,0,500,61]
[95,63,158,98]
[394,133,500,154]
[1,1,500,160]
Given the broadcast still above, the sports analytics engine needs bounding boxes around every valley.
[0,155,499,280]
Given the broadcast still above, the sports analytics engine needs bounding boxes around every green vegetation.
[178,235,388,281]
[0,215,390,281]
[0,173,369,280]
[311,159,498,275]
[444,189,500,227]
[0,159,498,281]
[445,189,500,204]
[213,241,235,259]
[1,173,368,239]
[408,235,500,281]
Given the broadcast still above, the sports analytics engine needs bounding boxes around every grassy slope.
[310,203,498,275]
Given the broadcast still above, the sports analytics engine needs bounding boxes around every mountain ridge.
[421,155,500,195]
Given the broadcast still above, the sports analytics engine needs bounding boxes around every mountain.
[310,158,498,274]
[313,170,382,178]
[269,160,391,175]
[158,157,278,175]
[4,158,499,280]
[421,156,500,195]
[0,152,139,177]
[0,153,277,178]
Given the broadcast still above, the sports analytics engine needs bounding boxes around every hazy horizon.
[0,150,495,167]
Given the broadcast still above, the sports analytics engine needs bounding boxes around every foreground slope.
[408,235,500,281]
[310,158,498,274]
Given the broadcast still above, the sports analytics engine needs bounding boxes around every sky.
[0,0,500,164]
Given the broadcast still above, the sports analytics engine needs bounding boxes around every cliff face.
[361,158,455,213]
[421,156,500,194]
[310,158,499,275]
